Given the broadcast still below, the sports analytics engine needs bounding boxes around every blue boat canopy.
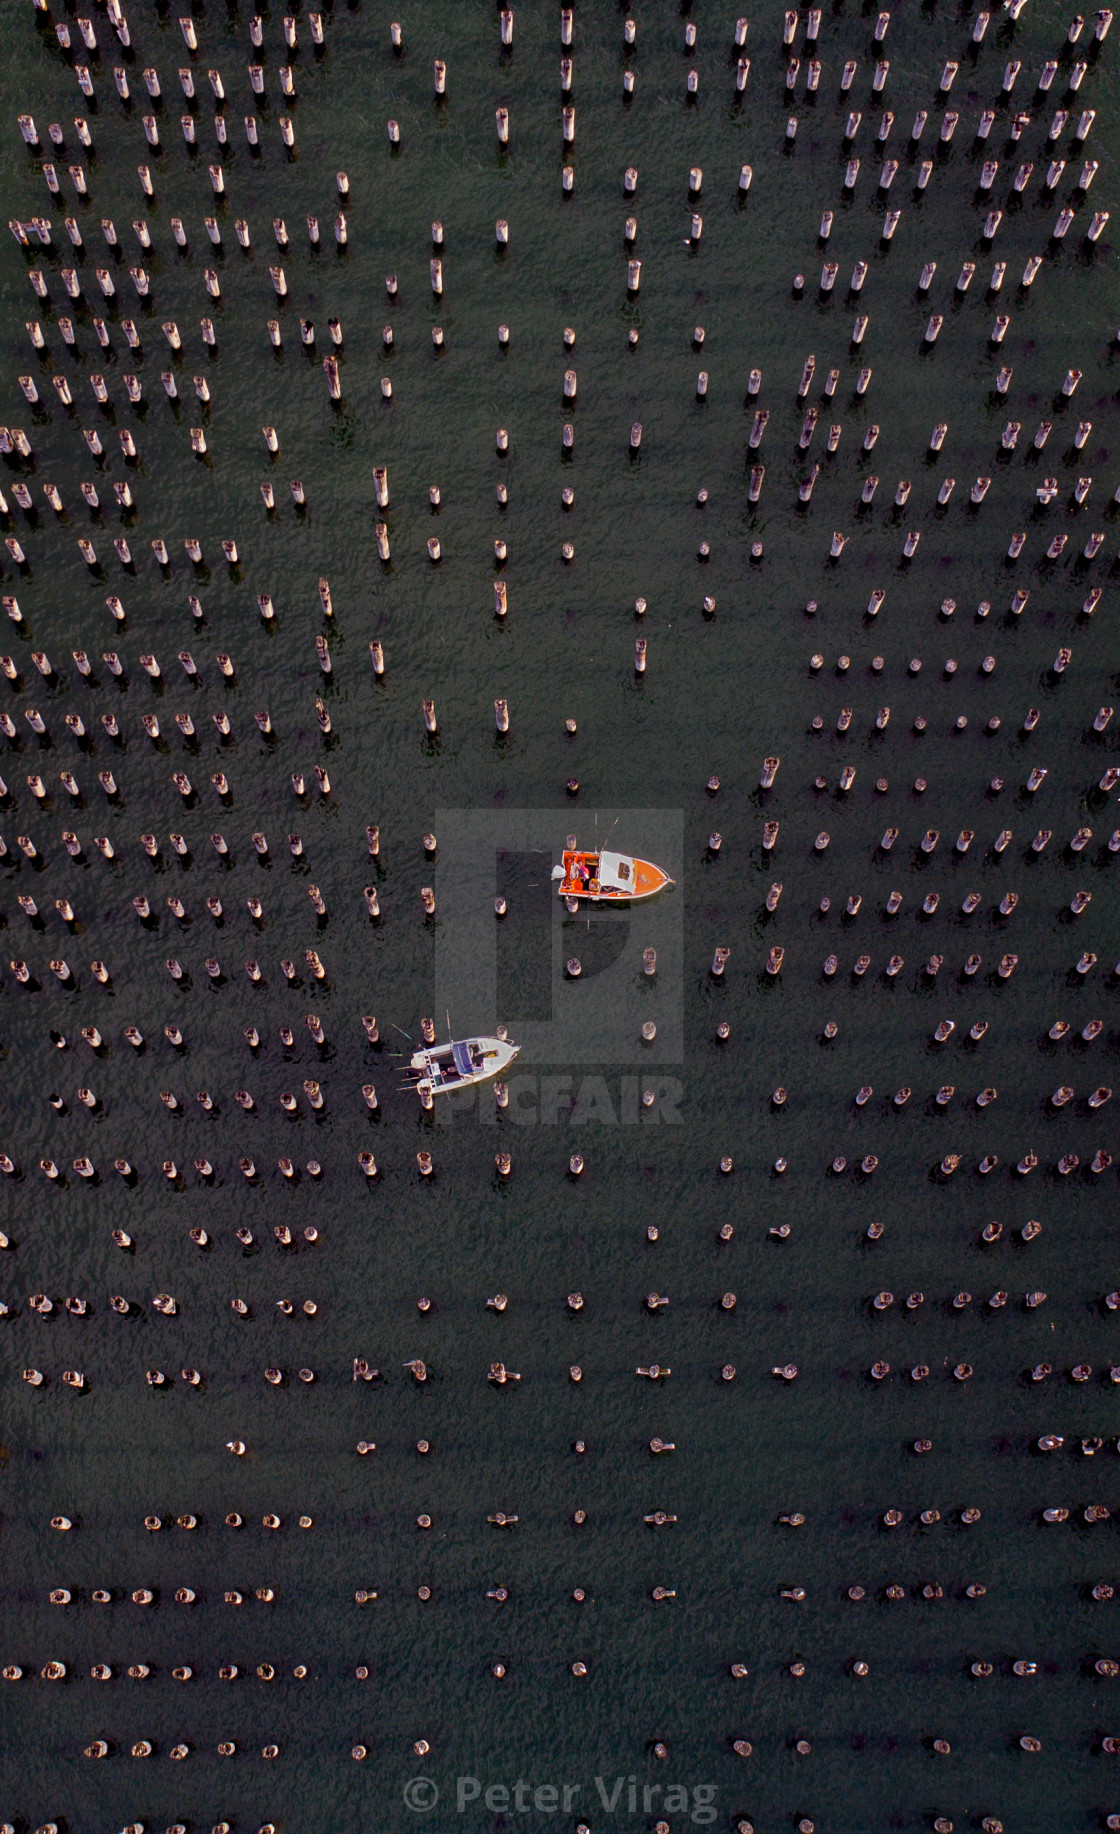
[452,1041,474,1077]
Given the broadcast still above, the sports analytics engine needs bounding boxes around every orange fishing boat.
[552,848,674,903]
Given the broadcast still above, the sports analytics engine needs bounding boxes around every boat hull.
[410,1036,519,1095]
[557,850,674,902]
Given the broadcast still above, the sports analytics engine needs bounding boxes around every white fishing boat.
[408,1035,519,1096]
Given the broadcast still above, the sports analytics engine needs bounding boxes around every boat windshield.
[452,1041,475,1077]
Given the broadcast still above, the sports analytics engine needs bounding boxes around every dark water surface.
[1,2,1119,1831]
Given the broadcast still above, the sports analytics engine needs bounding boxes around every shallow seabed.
[1,2,1119,1832]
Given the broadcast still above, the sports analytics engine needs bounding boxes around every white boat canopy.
[596,850,636,891]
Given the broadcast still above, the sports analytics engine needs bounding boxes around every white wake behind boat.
[409,1035,519,1096]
